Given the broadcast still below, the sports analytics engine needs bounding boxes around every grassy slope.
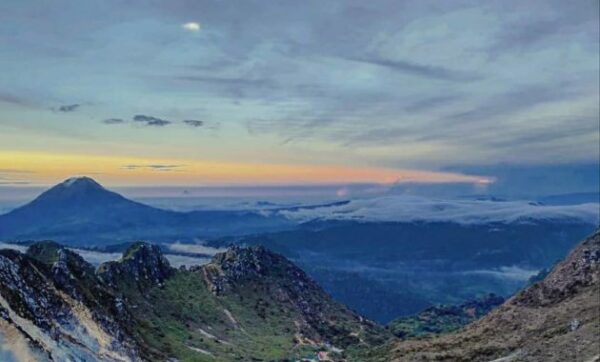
[111,248,387,361]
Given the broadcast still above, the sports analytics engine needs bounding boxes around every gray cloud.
[346,57,482,82]
[0,92,37,108]
[348,81,586,146]
[451,84,571,118]
[57,104,80,112]
[173,75,276,100]
[0,181,31,185]
[175,75,271,88]
[102,118,125,125]
[0,169,34,185]
[132,115,171,127]
[0,0,597,168]
[122,164,185,172]
[183,120,204,127]
[489,1,599,56]
[404,95,462,113]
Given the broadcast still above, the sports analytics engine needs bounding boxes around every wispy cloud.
[132,114,171,127]
[56,104,80,112]
[0,92,38,108]
[0,0,597,170]
[346,57,482,82]
[103,116,214,129]
[0,181,31,185]
[0,169,34,185]
[102,118,125,125]
[183,120,204,127]
[280,195,600,225]
[121,164,185,172]
[167,242,225,256]
[404,95,462,113]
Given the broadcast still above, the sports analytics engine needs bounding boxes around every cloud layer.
[279,195,600,225]
[0,0,597,176]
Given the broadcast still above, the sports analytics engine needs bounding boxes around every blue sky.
[0,0,598,188]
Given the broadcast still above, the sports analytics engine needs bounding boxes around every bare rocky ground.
[386,229,600,362]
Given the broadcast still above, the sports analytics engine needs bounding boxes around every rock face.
[514,230,599,306]
[387,229,600,362]
[0,243,141,361]
[97,242,174,289]
[203,246,387,349]
[0,241,387,361]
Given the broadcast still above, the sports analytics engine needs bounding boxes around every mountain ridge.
[0,239,387,361]
[382,229,600,362]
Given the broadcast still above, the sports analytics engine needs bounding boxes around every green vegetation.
[388,294,504,339]
[102,245,387,361]
[26,241,63,264]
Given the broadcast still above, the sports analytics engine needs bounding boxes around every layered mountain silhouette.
[0,177,292,245]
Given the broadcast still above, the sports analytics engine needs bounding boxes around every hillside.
[388,293,504,339]
[0,240,387,361]
[381,229,600,362]
[214,221,596,322]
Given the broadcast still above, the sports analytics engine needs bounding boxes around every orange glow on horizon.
[0,151,494,187]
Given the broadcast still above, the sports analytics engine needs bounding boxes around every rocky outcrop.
[202,245,387,349]
[0,241,387,361]
[97,242,174,289]
[0,244,142,361]
[387,229,600,362]
[514,229,599,306]
[202,245,314,292]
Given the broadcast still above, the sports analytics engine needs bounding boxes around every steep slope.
[383,229,600,362]
[0,241,387,361]
[0,177,291,246]
[0,242,141,361]
[119,244,388,361]
[214,221,597,322]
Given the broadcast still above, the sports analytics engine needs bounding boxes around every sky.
[0,0,598,189]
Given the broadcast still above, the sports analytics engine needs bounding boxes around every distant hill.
[382,229,600,362]
[387,293,504,339]
[0,177,293,246]
[215,220,597,323]
[0,240,387,361]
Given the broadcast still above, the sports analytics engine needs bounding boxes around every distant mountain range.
[1,177,598,324]
[212,220,597,323]
[0,177,293,245]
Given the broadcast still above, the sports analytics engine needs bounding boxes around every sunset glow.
[0,151,493,186]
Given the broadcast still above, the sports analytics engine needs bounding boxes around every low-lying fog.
[0,242,216,268]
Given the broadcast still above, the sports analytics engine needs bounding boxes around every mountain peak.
[59,176,104,190]
[28,176,124,207]
[97,242,173,288]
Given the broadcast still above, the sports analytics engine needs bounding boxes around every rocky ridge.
[0,243,141,361]
[385,229,600,362]
[0,240,386,361]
